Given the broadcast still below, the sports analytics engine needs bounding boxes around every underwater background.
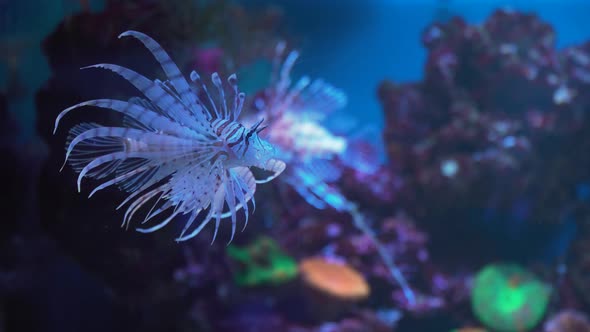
[2,0,590,331]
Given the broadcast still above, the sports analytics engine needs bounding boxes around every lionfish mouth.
[254,158,286,184]
[246,118,268,136]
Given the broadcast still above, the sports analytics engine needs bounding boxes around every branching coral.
[379,9,590,263]
[544,309,590,332]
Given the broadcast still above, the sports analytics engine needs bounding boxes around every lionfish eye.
[245,129,255,140]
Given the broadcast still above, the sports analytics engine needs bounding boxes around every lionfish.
[249,43,416,305]
[248,42,371,213]
[54,31,285,243]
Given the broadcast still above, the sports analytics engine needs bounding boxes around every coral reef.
[298,256,370,321]
[376,8,590,330]
[299,257,370,301]
[16,2,590,332]
[379,9,590,265]
[543,309,590,332]
[568,222,590,307]
[227,236,298,287]
[471,263,551,332]
[273,198,470,318]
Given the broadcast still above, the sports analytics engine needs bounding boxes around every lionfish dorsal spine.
[190,70,221,120]
[81,63,212,137]
[211,72,229,119]
[118,31,200,116]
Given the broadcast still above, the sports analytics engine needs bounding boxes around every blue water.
[245,0,590,149]
[0,0,105,140]
[2,0,590,145]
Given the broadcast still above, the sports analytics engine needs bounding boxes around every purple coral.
[544,309,590,332]
[21,3,590,331]
[380,9,590,265]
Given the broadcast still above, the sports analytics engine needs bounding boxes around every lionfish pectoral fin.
[135,208,180,234]
[233,167,255,232]
[136,197,187,234]
[300,78,348,119]
[213,167,256,239]
[210,186,226,245]
[174,207,218,244]
[222,174,238,245]
[254,159,286,184]
[123,187,169,230]
[340,125,382,175]
[175,214,210,243]
[62,123,126,189]
[174,178,224,243]
[289,179,327,209]
[290,168,352,212]
[304,159,342,182]
[211,221,220,245]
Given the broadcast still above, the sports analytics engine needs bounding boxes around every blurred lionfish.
[54,31,285,243]
[249,43,416,305]
[249,42,373,213]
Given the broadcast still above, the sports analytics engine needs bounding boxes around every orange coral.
[299,257,370,301]
[453,328,487,332]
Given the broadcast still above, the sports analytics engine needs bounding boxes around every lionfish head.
[231,119,275,167]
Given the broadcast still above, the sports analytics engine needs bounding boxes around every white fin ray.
[262,46,346,122]
[55,99,208,141]
[216,167,256,233]
[304,158,342,182]
[88,164,155,198]
[174,160,225,242]
[65,126,210,163]
[123,185,172,229]
[288,167,352,212]
[254,158,286,184]
[294,79,347,120]
[83,63,215,138]
[289,178,327,209]
[65,123,125,173]
[76,151,159,192]
[222,171,237,243]
[118,31,199,114]
[116,164,160,193]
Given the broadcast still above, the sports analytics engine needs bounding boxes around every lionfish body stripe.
[55,31,285,243]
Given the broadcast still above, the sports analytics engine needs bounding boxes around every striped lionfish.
[247,44,417,305]
[54,31,285,243]
[248,42,369,213]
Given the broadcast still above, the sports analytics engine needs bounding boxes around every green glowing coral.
[471,263,551,332]
[226,236,298,287]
